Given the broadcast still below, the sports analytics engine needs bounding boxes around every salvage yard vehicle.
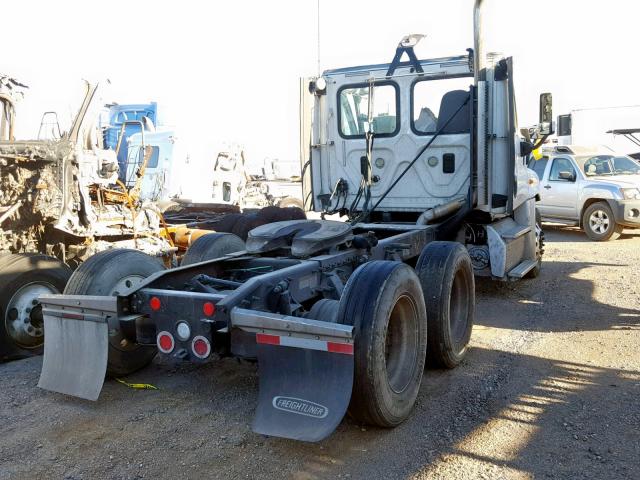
[529,145,640,241]
[38,0,547,442]
[0,76,176,360]
[210,147,303,209]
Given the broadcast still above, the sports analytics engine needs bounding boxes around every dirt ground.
[1,225,639,480]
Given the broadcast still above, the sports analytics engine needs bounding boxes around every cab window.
[412,77,472,134]
[339,83,398,138]
[549,158,577,182]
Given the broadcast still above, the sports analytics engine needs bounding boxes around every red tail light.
[203,302,215,317]
[157,331,175,353]
[150,296,162,311]
[191,336,211,359]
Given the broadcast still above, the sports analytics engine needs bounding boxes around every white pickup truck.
[528,145,640,241]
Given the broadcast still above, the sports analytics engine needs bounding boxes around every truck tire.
[0,254,72,360]
[181,233,245,266]
[582,202,623,241]
[64,249,164,376]
[213,213,243,233]
[526,216,545,279]
[231,214,265,241]
[305,298,340,323]
[336,261,427,427]
[416,242,475,368]
[257,206,306,223]
[278,197,304,210]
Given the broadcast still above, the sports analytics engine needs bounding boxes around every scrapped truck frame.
[37,0,550,442]
[0,76,182,359]
[0,77,304,361]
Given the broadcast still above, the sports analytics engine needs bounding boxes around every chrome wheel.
[589,209,610,234]
[5,282,58,349]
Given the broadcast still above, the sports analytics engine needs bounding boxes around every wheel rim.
[5,282,58,349]
[589,209,610,234]
[107,274,146,352]
[384,294,419,394]
[450,268,471,347]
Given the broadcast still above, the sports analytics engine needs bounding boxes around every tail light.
[203,302,216,317]
[150,296,162,311]
[157,331,175,354]
[191,335,211,359]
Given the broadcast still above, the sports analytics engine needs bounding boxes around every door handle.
[543,185,551,189]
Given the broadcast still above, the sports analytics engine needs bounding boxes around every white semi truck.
[557,105,640,156]
[37,0,548,442]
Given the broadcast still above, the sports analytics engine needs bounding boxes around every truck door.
[541,157,579,219]
[336,81,405,212]
[528,156,550,216]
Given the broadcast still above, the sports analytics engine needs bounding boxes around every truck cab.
[529,145,640,240]
[300,38,544,279]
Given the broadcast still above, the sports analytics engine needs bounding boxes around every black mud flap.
[253,343,354,442]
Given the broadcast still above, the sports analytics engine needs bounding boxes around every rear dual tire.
[337,261,427,427]
[416,242,475,369]
[64,249,164,376]
[336,243,474,428]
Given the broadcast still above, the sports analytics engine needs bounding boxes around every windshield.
[579,155,640,176]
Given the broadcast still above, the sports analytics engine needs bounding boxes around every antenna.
[317,0,321,75]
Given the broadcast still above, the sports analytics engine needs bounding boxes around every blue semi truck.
[102,102,175,201]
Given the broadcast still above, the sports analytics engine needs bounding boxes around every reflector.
[203,302,215,317]
[157,331,174,353]
[191,336,211,359]
[150,297,161,311]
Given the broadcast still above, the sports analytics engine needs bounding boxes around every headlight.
[621,188,640,200]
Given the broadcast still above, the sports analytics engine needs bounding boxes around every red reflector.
[203,302,215,317]
[150,296,162,311]
[256,333,280,346]
[327,342,354,355]
[157,331,174,353]
[191,335,211,359]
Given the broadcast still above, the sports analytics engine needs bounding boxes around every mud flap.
[37,295,114,401]
[253,343,354,442]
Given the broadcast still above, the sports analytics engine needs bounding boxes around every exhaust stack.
[473,0,485,82]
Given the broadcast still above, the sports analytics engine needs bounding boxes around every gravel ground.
[1,225,639,480]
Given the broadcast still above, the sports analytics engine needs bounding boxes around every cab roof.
[322,54,471,77]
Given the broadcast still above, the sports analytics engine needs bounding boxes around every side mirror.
[539,92,554,136]
[520,140,534,157]
[558,170,575,182]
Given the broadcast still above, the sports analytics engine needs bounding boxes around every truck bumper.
[38,290,356,442]
[608,199,640,227]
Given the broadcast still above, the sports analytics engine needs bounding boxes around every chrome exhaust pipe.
[473,0,485,82]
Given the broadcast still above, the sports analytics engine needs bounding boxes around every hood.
[586,174,640,189]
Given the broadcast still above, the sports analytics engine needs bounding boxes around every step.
[501,224,531,240]
[508,259,538,279]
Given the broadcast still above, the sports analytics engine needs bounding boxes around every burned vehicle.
[0,75,174,359]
